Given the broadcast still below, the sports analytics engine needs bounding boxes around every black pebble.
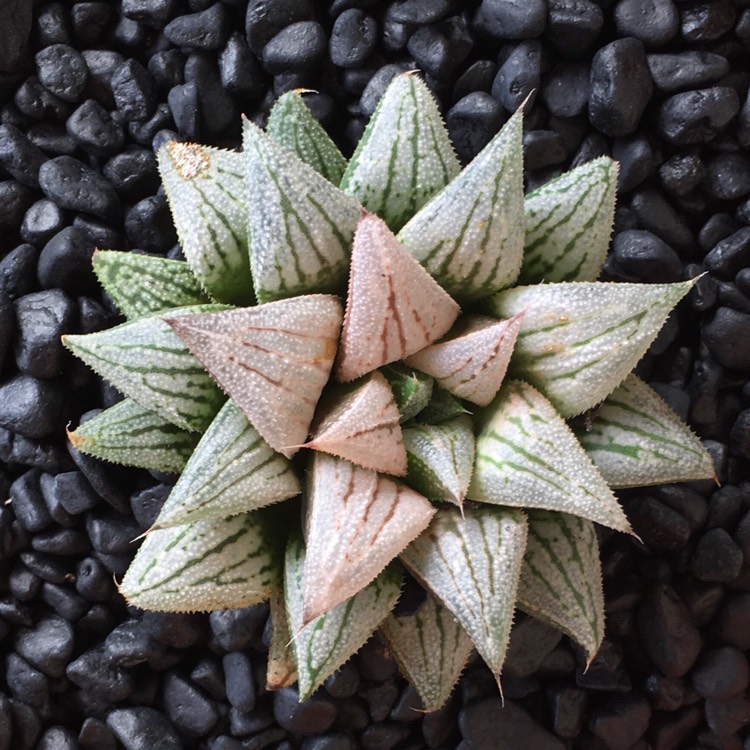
[0,295,13,372]
[699,212,739,252]
[626,494,690,549]
[35,44,89,102]
[492,40,541,113]
[472,0,547,40]
[103,147,159,203]
[0,243,38,300]
[163,671,218,737]
[76,556,114,602]
[190,657,227,701]
[324,661,360,699]
[147,50,185,92]
[14,77,72,122]
[263,22,328,74]
[111,59,157,122]
[541,62,589,118]
[704,694,750,736]
[82,49,126,110]
[125,195,178,253]
[704,307,750,370]
[37,726,79,750]
[245,0,315,55]
[164,3,229,51]
[0,124,47,188]
[359,63,412,116]
[5,653,49,707]
[38,226,98,296]
[129,103,175,147]
[209,604,268,651]
[71,2,113,48]
[34,3,70,48]
[20,200,65,248]
[274,686,338,734]
[646,51,729,92]
[330,9,378,69]
[86,512,142,555]
[658,86,740,145]
[106,708,182,750]
[659,152,705,197]
[447,92,505,165]
[453,60,497,100]
[407,17,473,82]
[10,469,51,533]
[32,527,89,555]
[121,0,175,26]
[546,0,604,58]
[630,188,693,250]
[141,611,204,648]
[730,409,750,462]
[704,227,750,280]
[692,646,749,699]
[41,581,90,621]
[612,134,653,193]
[680,0,737,42]
[67,646,135,701]
[388,0,453,25]
[219,32,264,99]
[524,130,567,171]
[223,651,256,713]
[14,614,74,678]
[589,692,652,748]
[0,181,35,229]
[168,82,201,140]
[26,121,78,156]
[614,0,679,47]
[691,528,744,582]
[184,53,238,142]
[0,375,65,439]
[702,154,750,201]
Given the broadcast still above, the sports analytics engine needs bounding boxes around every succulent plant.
[63,73,714,710]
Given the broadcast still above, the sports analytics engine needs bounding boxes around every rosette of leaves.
[64,74,714,710]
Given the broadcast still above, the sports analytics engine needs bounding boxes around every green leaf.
[398,108,524,301]
[340,73,460,231]
[380,592,474,712]
[417,387,471,425]
[285,533,403,700]
[518,511,604,664]
[576,374,715,488]
[266,90,348,184]
[152,400,301,529]
[120,511,281,612]
[487,280,695,417]
[469,380,632,533]
[267,589,298,691]
[243,118,360,303]
[93,251,209,320]
[68,398,199,473]
[400,505,527,683]
[158,142,254,305]
[63,305,228,432]
[380,363,434,423]
[520,157,619,284]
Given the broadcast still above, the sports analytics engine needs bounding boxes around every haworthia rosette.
[285,534,403,700]
[380,363,434,423]
[93,251,209,320]
[68,398,199,473]
[518,510,605,663]
[487,280,695,417]
[340,72,460,231]
[576,374,715,488]
[380,593,474,712]
[63,305,228,432]
[418,387,471,425]
[400,506,527,685]
[158,142,253,305]
[267,589,298,691]
[520,157,619,284]
[243,118,360,303]
[398,109,524,301]
[152,400,301,529]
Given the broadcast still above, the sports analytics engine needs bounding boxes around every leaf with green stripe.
[285,533,403,700]
[266,90,348,185]
[68,398,199,473]
[520,157,619,284]
[380,592,474,711]
[243,118,360,303]
[63,305,228,432]
[518,510,604,664]
[470,380,631,532]
[120,510,281,612]
[152,400,301,529]
[93,251,209,320]
[340,73,460,232]
[158,142,253,305]
[418,387,471,425]
[267,589,298,691]
[576,374,715,488]
[486,280,695,417]
[380,363,434,423]
[397,108,524,302]
[402,415,475,508]
[400,505,527,685]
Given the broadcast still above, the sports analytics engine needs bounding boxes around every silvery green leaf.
[63,305,228,432]
[418,387,471,425]
[576,374,715,488]
[120,511,281,612]
[380,363,434,423]
[243,118,360,303]
[285,533,403,700]
[469,380,632,533]
[266,90,348,184]
[520,157,619,284]
[68,398,198,473]
[340,73,460,231]
[152,400,301,529]
[487,280,695,417]
[518,510,604,664]
[93,251,209,320]
[380,592,474,712]
[158,142,253,305]
[400,506,527,683]
[267,589,298,691]
[398,108,524,301]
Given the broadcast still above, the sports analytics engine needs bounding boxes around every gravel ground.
[1,1,749,748]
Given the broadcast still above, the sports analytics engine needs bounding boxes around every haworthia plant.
[65,75,714,711]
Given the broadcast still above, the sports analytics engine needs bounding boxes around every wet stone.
[41,471,99,516]
[129,483,169,530]
[705,228,750,280]
[446,92,504,165]
[245,0,315,55]
[20,199,65,248]
[5,653,48,707]
[612,134,653,193]
[273,686,337,734]
[691,528,744,582]
[111,59,157,122]
[219,32,263,99]
[647,51,729,92]
[263,21,328,74]
[524,129,567,170]
[121,0,174,25]
[659,153,705,196]
[210,604,268,652]
[9,564,41,602]
[608,229,683,283]
[141,611,204,648]
[589,692,652,750]
[34,3,70,48]
[107,707,182,750]
[491,40,541,113]
[680,0,737,42]
[0,181,35,229]
[32,527,88,555]
[540,62,589,118]
[41,581,89,621]
[0,124,47,188]
[86,513,142,555]
[472,0,547,40]
[35,44,88,102]
[67,646,135,702]
[0,244,37,301]
[164,3,229,50]
[658,87,740,145]
[0,375,65,439]
[630,188,693,250]
[330,9,378,68]
[184,53,238,142]
[76,556,113,602]
[81,49,126,110]
[546,0,604,58]
[71,2,113,47]
[125,195,177,253]
[9,469,51,533]
[703,155,750,201]
[387,0,454,25]
[15,615,74,678]
[38,226,98,296]
[190,657,226,701]
[614,0,679,47]
[103,147,159,203]
[704,307,750,371]
[223,651,255,713]
[147,49,185,93]
[14,77,72,122]
[163,671,218,737]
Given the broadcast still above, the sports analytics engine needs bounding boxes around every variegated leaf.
[152,400,301,529]
[405,314,525,406]
[336,212,460,382]
[158,142,253,305]
[167,295,343,457]
[469,380,632,533]
[68,398,198,473]
[402,416,475,508]
[266,90,348,184]
[305,372,407,476]
[302,453,435,624]
[521,157,619,284]
[243,118,360,302]
[380,592,474,712]
[380,363,434,423]
[400,506,527,684]
[576,374,715,488]
[340,72,460,231]
[267,589,298,691]
[63,305,228,432]
[397,108,524,301]
[93,251,209,320]
[518,510,604,664]
[418,387,471,425]
[120,511,280,612]
[285,533,403,699]
[487,280,695,417]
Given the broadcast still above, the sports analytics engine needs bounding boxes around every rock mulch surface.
[0,1,749,748]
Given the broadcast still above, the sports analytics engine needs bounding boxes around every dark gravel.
[0,1,749,749]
